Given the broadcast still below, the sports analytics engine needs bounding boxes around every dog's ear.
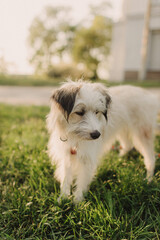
[52,86,80,120]
[103,93,111,121]
[95,83,111,121]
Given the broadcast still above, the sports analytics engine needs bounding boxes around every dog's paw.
[57,193,73,204]
[146,174,153,184]
[73,192,84,204]
[57,194,68,204]
[57,196,63,204]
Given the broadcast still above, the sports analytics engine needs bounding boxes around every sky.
[0,0,122,74]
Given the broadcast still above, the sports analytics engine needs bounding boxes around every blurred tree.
[0,55,9,74]
[28,2,112,79]
[72,15,112,79]
[28,6,76,73]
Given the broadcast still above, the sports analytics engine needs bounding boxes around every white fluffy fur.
[47,81,159,202]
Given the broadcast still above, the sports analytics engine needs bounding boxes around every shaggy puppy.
[46,80,159,202]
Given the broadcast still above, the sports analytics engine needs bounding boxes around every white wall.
[122,0,148,17]
[125,17,144,70]
[109,0,160,82]
[150,16,160,30]
[147,30,160,70]
[109,0,147,81]
[109,21,126,82]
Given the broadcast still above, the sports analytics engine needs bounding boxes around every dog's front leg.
[74,159,96,203]
[58,158,72,200]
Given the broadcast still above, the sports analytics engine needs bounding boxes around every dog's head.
[50,81,111,140]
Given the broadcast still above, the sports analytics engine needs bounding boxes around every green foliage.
[28,6,76,73]
[47,63,92,80]
[0,56,9,74]
[0,104,160,239]
[28,3,112,79]
[72,15,112,79]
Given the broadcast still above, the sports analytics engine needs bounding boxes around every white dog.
[46,80,159,202]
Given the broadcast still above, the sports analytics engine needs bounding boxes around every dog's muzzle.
[90,130,101,140]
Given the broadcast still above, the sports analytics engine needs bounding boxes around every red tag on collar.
[70,148,77,155]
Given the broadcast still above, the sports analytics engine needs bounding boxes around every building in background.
[109,0,160,82]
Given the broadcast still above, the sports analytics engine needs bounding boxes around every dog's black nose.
[90,130,101,139]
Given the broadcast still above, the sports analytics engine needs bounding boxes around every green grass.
[0,74,160,88]
[108,80,160,88]
[0,104,160,239]
[0,74,62,86]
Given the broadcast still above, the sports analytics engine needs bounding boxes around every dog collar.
[60,137,77,155]
[60,136,68,142]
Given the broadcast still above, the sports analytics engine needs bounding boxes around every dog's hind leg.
[132,127,156,182]
[118,130,133,156]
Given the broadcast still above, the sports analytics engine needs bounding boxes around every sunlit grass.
[0,74,62,86]
[0,104,160,239]
[0,74,160,88]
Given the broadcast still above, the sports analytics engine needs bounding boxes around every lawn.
[0,104,160,239]
[0,74,160,88]
[0,74,62,87]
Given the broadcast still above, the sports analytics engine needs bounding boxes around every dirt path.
[0,86,54,106]
[0,86,160,106]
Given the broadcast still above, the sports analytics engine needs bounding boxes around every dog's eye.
[95,111,99,115]
[75,111,85,116]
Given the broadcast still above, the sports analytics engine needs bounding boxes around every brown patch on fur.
[142,126,152,140]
